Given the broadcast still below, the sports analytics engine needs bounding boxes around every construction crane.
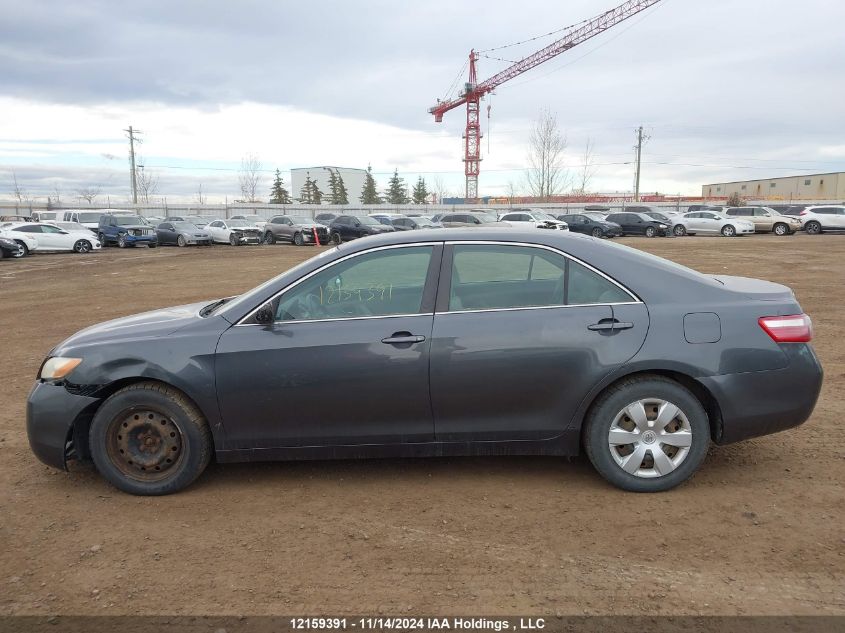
[429,0,662,201]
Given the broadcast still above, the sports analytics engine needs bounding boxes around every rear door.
[429,242,648,442]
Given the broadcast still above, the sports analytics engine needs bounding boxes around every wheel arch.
[67,377,221,462]
[576,368,724,445]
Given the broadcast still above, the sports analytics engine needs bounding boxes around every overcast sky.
[1,0,844,203]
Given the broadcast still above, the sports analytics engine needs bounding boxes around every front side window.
[448,245,632,312]
[274,246,434,322]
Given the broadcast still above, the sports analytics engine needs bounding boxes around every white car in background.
[498,210,569,230]
[53,210,104,234]
[672,211,755,237]
[799,205,845,235]
[205,219,263,245]
[2,222,101,253]
[230,214,267,230]
[0,226,38,256]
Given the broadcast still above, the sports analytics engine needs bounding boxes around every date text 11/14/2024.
[290,617,546,631]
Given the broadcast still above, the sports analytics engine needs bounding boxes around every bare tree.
[75,185,101,204]
[572,138,597,196]
[505,180,520,207]
[52,183,63,204]
[135,162,159,203]
[430,175,450,203]
[195,183,207,205]
[525,108,569,201]
[10,172,28,203]
[238,153,263,202]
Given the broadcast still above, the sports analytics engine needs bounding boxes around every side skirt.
[215,431,580,464]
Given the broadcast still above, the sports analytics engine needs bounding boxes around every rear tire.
[584,376,710,492]
[88,381,213,496]
[805,221,821,235]
[673,224,686,237]
[721,224,736,237]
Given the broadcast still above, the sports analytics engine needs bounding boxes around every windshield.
[57,222,86,231]
[533,212,557,222]
[584,213,606,221]
[475,213,498,223]
[113,216,145,226]
[172,222,198,230]
[647,212,669,222]
[77,212,102,223]
[290,217,312,224]
[357,216,382,226]
[227,219,252,227]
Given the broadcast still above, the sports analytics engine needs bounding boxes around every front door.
[215,244,443,448]
[430,243,648,442]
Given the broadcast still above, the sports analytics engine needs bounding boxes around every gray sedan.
[155,221,212,246]
[27,229,822,495]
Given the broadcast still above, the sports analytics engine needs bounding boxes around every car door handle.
[381,333,426,345]
[588,320,634,331]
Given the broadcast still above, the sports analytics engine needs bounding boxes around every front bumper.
[27,381,101,470]
[233,233,262,244]
[125,234,157,245]
[701,344,823,445]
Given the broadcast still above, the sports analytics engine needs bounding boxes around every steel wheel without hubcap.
[73,240,91,253]
[105,409,184,482]
[721,224,736,237]
[608,399,692,478]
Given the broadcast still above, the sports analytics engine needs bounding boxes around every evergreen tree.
[411,176,429,204]
[335,170,349,204]
[269,169,292,204]
[327,170,339,204]
[312,180,323,205]
[384,169,409,204]
[299,173,314,204]
[359,165,381,204]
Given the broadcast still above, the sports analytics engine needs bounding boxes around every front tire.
[331,231,342,245]
[721,224,736,237]
[88,381,213,496]
[773,223,789,236]
[229,234,238,246]
[590,227,603,238]
[177,235,186,247]
[264,232,276,245]
[805,221,821,235]
[583,376,710,492]
[98,233,108,247]
[645,226,656,238]
[117,234,127,248]
[72,239,91,253]
[293,231,304,246]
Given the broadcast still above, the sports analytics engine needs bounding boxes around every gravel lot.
[1,234,843,616]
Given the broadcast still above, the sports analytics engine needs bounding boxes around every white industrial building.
[291,167,368,204]
[702,172,845,201]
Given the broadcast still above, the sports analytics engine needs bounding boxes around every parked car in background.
[405,212,435,220]
[30,211,58,223]
[230,214,267,229]
[315,212,340,226]
[0,225,38,256]
[155,221,212,247]
[556,213,622,238]
[583,205,611,214]
[639,210,682,236]
[673,211,755,237]
[27,229,823,495]
[328,215,395,244]
[498,210,568,230]
[391,216,441,231]
[4,222,101,253]
[605,212,669,237]
[439,212,509,228]
[0,215,31,222]
[145,216,165,226]
[0,237,24,259]
[799,205,845,234]
[206,219,263,245]
[370,213,407,226]
[724,206,801,235]
[98,214,157,248]
[53,210,103,234]
[263,216,328,245]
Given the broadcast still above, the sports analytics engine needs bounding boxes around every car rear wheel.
[177,235,186,247]
[773,223,789,236]
[264,232,275,245]
[293,231,304,246]
[721,224,736,237]
[590,227,603,238]
[331,231,342,245]
[583,376,709,492]
[73,239,91,253]
[89,381,213,496]
[645,226,656,238]
[805,221,821,235]
[673,224,686,236]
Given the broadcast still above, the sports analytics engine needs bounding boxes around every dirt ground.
[1,234,843,617]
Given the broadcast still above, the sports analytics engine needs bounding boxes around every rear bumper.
[702,344,823,445]
[26,381,100,471]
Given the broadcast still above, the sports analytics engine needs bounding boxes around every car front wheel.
[583,376,709,492]
[721,224,736,237]
[89,381,213,495]
[73,239,91,253]
[117,234,127,248]
[644,226,656,238]
[331,231,342,245]
[773,223,789,236]
[590,227,603,238]
[177,235,186,247]
[293,232,304,246]
[264,232,276,245]
[98,233,108,247]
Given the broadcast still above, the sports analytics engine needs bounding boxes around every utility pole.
[125,125,142,204]
[634,125,643,202]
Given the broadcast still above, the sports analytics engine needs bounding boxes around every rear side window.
[448,245,632,311]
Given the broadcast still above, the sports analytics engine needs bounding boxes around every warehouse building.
[702,172,845,201]
[291,167,367,203]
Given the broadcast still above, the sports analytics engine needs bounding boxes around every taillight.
[799,210,808,216]
[758,314,813,343]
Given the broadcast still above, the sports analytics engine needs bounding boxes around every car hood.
[55,300,214,351]
[294,222,327,228]
[110,224,149,230]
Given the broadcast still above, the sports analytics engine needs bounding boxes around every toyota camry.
[27,229,823,495]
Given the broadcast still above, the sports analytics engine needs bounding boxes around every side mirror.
[254,302,274,325]
[354,221,361,227]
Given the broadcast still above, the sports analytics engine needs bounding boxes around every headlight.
[659,224,668,229]
[40,357,82,381]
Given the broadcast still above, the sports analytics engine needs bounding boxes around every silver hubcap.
[608,398,693,478]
